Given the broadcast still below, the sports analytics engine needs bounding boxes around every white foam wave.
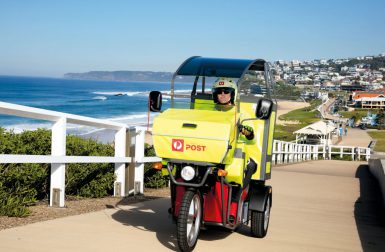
[2,113,154,136]
[92,91,150,97]
[108,113,148,122]
[4,122,53,134]
[92,89,191,97]
[92,91,123,96]
[92,96,107,100]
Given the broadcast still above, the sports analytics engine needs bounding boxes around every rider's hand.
[240,125,254,140]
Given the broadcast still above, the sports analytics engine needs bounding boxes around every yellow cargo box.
[152,108,237,163]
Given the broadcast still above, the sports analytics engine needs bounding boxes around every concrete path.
[332,127,373,147]
[1,160,385,251]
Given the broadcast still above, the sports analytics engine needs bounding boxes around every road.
[1,160,384,251]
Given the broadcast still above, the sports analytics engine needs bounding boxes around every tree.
[375,110,385,129]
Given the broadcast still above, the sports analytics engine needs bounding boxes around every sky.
[1,0,385,77]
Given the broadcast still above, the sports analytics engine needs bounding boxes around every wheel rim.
[186,194,201,247]
[264,197,271,231]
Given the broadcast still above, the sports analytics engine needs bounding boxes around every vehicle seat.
[191,93,214,109]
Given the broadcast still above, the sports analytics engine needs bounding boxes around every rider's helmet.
[212,78,237,104]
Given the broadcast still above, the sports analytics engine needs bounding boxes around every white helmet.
[212,78,237,104]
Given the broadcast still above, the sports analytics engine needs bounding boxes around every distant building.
[351,90,385,109]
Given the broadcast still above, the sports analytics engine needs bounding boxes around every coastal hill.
[64,71,174,82]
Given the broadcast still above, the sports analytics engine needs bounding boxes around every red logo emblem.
[219,81,225,85]
[172,139,184,152]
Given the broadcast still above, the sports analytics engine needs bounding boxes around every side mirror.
[256,98,273,119]
[149,91,162,112]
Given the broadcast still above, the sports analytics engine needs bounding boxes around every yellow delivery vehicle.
[149,56,276,251]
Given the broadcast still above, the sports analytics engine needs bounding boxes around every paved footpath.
[332,127,372,147]
[1,160,385,251]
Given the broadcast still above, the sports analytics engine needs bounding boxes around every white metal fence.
[0,101,161,207]
[272,140,371,165]
[0,101,371,207]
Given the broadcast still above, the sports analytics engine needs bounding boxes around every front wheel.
[177,189,202,252]
[251,195,271,238]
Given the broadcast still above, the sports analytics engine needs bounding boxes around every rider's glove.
[239,125,254,140]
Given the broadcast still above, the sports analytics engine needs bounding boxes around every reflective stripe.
[233,148,245,159]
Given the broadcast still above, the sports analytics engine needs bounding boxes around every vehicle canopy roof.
[175,56,266,78]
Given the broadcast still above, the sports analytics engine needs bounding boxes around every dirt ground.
[0,187,170,231]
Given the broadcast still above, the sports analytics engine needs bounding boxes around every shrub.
[0,128,116,217]
[144,144,168,188]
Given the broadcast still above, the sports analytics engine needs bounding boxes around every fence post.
[357,147,360,161]
[50,117,66,207]
[313,145,318,160]
[289,143,294,163]
[284,142,289,163]
[134,127,146,194]
[329,146,332,160]
[114,127,126,197]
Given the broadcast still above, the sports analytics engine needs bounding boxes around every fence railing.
[0,101,161,208]
[0,101,371,208]
[272,140,370,165]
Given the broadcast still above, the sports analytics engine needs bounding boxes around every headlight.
[181,166,195,181]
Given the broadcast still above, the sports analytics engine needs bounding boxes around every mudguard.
[248,185,272,212]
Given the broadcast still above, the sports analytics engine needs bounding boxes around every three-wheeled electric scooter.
[149,57,276,251]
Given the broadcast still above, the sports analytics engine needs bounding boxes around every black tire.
[251,195,271,238]
[177,190,202,252]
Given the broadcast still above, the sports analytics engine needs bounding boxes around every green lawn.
[274,124,305,142]
[367,130,385,152]
[339,110,368,119]
[275,100,322,141]
[279,109,320,124]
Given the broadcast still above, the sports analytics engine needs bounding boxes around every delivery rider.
[212,78,254,140]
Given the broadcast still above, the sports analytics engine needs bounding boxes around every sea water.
[0,76,191,137]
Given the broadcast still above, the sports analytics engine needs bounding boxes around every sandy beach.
[275,99,309,125]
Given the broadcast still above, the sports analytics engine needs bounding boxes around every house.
[351,90,385,109]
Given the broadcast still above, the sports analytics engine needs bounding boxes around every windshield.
[167,76,241,111]
[169,70,270,107]
[238,70,270,100]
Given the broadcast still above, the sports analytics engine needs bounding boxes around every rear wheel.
[177,190,202,252]
[251,195,271,238]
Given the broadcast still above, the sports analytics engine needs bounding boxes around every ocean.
[0,76,191,137]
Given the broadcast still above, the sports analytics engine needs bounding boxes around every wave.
[92,91,150,97]
[3,113,155,137]
[92,96,107,100]
[92,89,192,97]
[4,122,53,134]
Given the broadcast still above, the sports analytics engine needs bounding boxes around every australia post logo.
[171,139,206,152]
[172,139,184,152]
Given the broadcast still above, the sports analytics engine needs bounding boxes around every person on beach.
[211,78,254,140]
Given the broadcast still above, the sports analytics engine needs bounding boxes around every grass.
[339,109,382,120]
[274,124,306,142]
[339,110,368,119]
[367,130,385,152]
[275,100,322,141]
[279,100,322,125]
[279,109,320,124]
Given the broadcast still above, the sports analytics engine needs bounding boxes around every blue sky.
[1,0,385,77]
